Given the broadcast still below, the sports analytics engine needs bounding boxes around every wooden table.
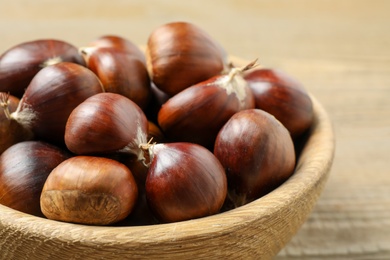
[1,1,389,259]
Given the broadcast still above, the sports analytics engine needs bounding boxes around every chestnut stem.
[138,137,156,167]
[241,58,259,72]
[226,59,259,82]
[0,92,12,120]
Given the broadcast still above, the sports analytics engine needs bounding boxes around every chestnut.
[244,68,314,139]
[214,109,296,206]
[87,35,146,64]
[144,142,227,223]
[8,62,104,145]
[158,63,255,148]
[0,92,32,154]
[40,156,138,225]
[146,21,228,96]
[0,39,85,97]
[65,92,148,159]
[0,141,70,217]
[81,47,152,110]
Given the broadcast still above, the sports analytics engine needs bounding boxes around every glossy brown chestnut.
[214,109,296,206]
[65,92,148,158]
[87,35,146,64]
[0,39,85,97]
[145,142,227,223]
[40,156,138,225]
[158,65,255,148]
[81,47,151,109]
[9,62,104,145]
[0,93,32,154]
[244,68,314,139]
[146,21,228,96]
[0,141,70,217]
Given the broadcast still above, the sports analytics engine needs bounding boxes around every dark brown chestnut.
[65,92,148,158]
[0,39,85,97]
[158,63,255,148]
[145,142,227,223]
[146,21,228,96]
[0,141,70,217]
[81,47,152,110]
[40,156,138,225]
[244,68,314,139]
[214,109,296,206]
[8,62,104,145]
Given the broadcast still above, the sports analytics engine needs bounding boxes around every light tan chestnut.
[146,21,228,96]
[40,156,138,225]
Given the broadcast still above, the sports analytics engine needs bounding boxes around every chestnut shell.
[145,143,227,223]
[146,21,227,96]
[214,109,296,205]
[65,92,148,155]
[0,39,85,97]
[16,62,104,145]
[88,35,146,64]
[0,141,70,217]
[83,47,152,110]
[40,156,138,225]
[0,93,31,154]
[158,73,254,148]
[244,68,313,139]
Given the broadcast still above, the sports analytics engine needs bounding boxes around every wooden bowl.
[0,93,334,259]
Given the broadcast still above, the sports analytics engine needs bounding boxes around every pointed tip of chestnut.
[65,92,148,156]
[13,62,104,145]
[0,93,33,153]
[157,69,254,148]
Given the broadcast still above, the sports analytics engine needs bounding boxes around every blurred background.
[1,0,389,259]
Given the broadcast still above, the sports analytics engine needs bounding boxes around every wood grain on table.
[1,1,389,259]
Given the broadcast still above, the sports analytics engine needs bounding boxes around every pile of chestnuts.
[0,21,314,226]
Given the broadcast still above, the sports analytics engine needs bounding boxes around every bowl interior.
[0,94,335,259]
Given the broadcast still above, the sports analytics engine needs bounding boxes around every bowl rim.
[0,94,335,248]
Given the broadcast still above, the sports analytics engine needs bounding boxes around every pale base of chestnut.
[0,93,335,259]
